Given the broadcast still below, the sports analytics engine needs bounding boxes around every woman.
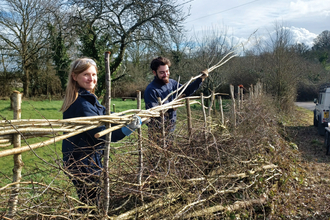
[60,57,140,208]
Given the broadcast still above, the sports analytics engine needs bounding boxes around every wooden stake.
[230,85,236,127]
[103,51,111,217]
[158,97,166,148]
[185,98,192,139]
[237,86,241,111]
[249,85,253,100]
[208,91,214,117]
[201,93,207,140]
[218,96,224,125]
[240,87,244,109]
[207,91,215,132]
[137,90,143,201]
[8,91,23,218]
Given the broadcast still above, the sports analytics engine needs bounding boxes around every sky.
[180,0,330,48]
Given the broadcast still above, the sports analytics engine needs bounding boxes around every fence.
[0,82,266,219]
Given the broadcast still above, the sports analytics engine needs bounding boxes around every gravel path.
[295,102,315,111]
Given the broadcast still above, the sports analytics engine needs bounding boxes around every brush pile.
[102,95,295,219]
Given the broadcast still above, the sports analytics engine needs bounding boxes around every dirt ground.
[273,107,330,219]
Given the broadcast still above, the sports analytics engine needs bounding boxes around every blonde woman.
[61,57,141,210]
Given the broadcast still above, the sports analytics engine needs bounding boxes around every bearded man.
[144,56,208,138]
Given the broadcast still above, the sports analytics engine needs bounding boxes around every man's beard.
[157,75,169,84]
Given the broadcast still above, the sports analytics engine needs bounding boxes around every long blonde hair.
[60,57,98,112]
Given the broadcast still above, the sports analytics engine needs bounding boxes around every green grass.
[0,98,144,120]
[0,99,63,120]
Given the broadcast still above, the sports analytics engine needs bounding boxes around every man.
[144,56,208,139]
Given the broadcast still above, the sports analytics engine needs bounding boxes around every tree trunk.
[23,68,30,98]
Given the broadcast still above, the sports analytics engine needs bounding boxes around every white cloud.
[180,0,329,51]
[287,26,317,48]
[290,0,330,15]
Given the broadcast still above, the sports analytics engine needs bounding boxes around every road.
[295,102,315,111]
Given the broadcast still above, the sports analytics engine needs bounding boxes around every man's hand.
[200,69,209,81]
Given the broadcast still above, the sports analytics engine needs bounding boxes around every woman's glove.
[121,115,142,136]
[128,115,142,130]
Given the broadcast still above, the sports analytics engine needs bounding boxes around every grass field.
[0,98,145,120]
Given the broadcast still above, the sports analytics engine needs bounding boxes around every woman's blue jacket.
[62,88,129,173]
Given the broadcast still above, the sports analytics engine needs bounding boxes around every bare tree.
[257,22,302,111]
[0,0,58,97]
[188,27,237,96]
[68,0,189,77]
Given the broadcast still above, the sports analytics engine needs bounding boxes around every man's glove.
[121,115,142,136]
[200,69,209,80]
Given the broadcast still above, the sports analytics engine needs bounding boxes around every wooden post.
[230,85,236,127]
[137,90,143,201]
[207,91,215,132]
[237,86,241,111]
[113,104,116,113]
[218,96,224,125]
[212,94,216,116]
[158,97,166,148]
[208,91,214,117]
[257,81,262,97]
[185,98,192,138]
[201,93,207,140]
[8,91,23,217]
[249,85,253,100]
[240,87,244,109]
[103,51,111,217]
[254,81,262,99]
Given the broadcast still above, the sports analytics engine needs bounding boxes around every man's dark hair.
[150,57,171,72]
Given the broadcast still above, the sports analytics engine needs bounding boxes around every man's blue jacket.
[144,76,203,131]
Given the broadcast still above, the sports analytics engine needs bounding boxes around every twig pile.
[104,97,286,219]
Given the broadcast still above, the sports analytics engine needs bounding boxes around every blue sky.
[180,0,330,48]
